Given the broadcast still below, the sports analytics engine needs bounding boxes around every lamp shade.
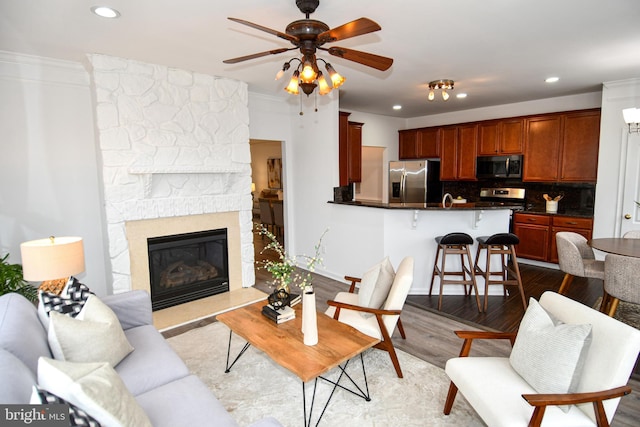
[20,236,85,281]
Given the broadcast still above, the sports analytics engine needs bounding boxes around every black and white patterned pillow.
[38,277,94,327]
[31,386,102,427]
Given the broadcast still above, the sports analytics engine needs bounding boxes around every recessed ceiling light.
[91,6,120,18]
[393,105,402,110]
[545,77,560,83]
[456,93,468,99]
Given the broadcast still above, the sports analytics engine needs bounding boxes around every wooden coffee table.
[216,299,380,426]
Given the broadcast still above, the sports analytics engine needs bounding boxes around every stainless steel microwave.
[476,155,522,179]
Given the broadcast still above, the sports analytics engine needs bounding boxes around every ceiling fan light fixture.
[275,62,291,80]
[317,72,332,95]
[325,63,345,88]
[300,59,317,83]
[285,70,300,95]
[428,90,435,101]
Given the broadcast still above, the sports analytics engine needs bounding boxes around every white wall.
[593,78,640,238]
[0,51,110,294]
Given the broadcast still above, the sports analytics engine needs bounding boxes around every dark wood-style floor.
[251,226,640,426]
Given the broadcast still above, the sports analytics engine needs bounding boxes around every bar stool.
[473,233,527,312]
[429,233,482,312]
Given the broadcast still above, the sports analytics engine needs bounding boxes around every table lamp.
[20,236,85,295]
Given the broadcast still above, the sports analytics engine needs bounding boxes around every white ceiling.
[2,0,639,118]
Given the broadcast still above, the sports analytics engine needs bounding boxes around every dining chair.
[622,230,640,239]
[603,253,640,317]
[258,198,275,234]
[555,232,604,296]
[325,256,414,378]
[271,200,284,239]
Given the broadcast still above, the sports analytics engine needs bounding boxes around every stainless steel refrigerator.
[389,160,442,203]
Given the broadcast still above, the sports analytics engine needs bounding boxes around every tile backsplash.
[443,180,595,214]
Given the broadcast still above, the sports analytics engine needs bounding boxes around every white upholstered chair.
[556,232,604,295]
[603,253,640,317]
[325,256,414,378]
[444,291,640,427]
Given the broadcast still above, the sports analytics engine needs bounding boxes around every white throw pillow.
[48,295,133,367]
[357,257,396,312]
[37,357,151,427]
[509,298,592,411]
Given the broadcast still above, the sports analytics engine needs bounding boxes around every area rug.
[166,321,483,427]
[593,297,640,330]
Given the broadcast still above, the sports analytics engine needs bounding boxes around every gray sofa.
[0,290,282,427]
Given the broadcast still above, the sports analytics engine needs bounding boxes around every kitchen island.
[325,200,520,296]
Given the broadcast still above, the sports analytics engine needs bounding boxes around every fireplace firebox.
[147,229,229,311]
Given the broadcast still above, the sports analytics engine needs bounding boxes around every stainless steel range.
[479,187,526,231]
[479,187,526,208]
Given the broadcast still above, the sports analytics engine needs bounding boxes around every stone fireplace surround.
[89,54,264,327]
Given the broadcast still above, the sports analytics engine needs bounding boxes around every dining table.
[588,237,640,258]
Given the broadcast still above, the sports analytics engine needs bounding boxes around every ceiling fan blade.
[223,47,295,64]
[317,18,381,44]
[228,17,299,43]
[325,46,393,71]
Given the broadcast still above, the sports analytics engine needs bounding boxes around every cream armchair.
[325,257,414,378]
[444,291,640,427]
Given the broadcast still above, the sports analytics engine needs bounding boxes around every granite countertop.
[328,200,523,210]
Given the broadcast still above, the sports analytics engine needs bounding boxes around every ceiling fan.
[223,0,393,96]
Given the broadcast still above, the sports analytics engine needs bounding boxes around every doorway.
[620,133,640,236]
[250,138,285,241]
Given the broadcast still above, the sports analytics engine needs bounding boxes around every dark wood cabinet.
[440,125,477,181]
[560,110,600,182]
[524,109,600,183]
[399,128,440,159]
[478,118,524,156]
[398,129,418,159]
[513,213,593,263]
[348,121,363,183]
[417,128,440,158]
[513,213,551,261]
[398,109,600,183]
[549,216,594,263]
[338,112,362,185]
[523,115,562,181]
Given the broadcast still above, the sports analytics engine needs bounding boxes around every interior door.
[621,133,640,235]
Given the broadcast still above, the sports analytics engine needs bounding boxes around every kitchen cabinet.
[549,216,594,263]
[513,213,551,261]
[560,110,600,182]
[348,121,363,183]
[338,112,362,185]
[523,115,562,181]
[513,212,593,263]
[398,128,440,159]
[440,124,477,181]
[477,118,524,156]
[523,109,600,183]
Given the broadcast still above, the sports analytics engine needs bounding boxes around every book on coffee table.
[262,304,296,324]
[288,293,301,307]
